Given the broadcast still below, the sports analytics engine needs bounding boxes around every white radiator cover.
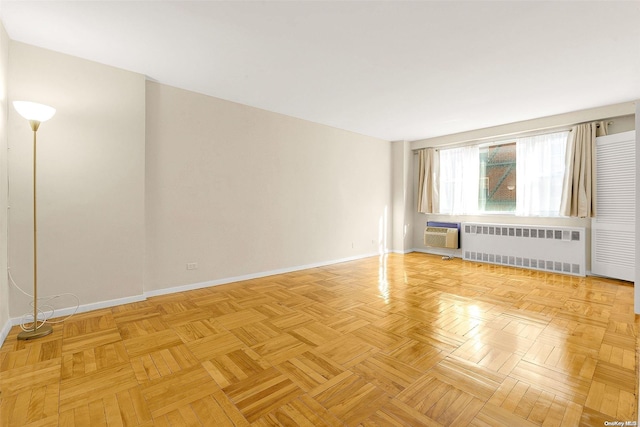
[462,222,586,276]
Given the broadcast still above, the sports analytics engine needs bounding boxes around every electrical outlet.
[186,262,198,270]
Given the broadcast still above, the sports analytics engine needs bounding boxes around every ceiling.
[2,1,639,142]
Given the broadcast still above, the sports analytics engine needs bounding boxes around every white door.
[592,130,635,281]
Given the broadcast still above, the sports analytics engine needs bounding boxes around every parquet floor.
[0,253,638,426]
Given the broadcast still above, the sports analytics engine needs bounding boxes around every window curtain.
[559,122,608,217]
[417,148,439,213]
[516,131,569,216]
[439,145,479,215]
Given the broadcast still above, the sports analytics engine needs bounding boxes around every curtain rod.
[595,121,614,128]
[413,120,615,153]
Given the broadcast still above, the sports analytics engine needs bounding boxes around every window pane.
[479,142,516,212]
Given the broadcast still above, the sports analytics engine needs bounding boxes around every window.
[438,131,569,216]
[479,142,516,213]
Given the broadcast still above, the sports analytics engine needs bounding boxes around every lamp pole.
[13,102,56,340]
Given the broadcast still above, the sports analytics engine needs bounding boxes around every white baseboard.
[0,319,12,347]
[0,252,385,348]
[0,294,147,347]
[412,247,461,258]
[33,294,148,321]
[144,252,381,298]
[389,249,413,254]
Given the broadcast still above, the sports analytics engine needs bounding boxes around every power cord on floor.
[8,268,80,332]
[441,248,456,261]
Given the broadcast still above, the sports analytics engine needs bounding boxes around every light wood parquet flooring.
[1,253,638,426]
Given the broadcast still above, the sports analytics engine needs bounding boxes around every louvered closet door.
[592,130,636,281]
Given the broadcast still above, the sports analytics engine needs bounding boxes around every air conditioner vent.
[424,227,459,249]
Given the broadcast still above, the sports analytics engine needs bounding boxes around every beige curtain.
[417,148,439,213]
[559,121,608,217]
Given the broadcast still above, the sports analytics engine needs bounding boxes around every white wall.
[7,43,146,318]
[145,82,391,291]
[0,23,10,340]
[408,105,636,271]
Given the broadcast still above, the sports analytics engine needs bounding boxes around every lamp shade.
[13,101,56,123]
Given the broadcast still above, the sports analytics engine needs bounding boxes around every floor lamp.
[13,101,56,340]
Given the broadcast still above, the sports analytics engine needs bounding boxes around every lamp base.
[17,323,53,340]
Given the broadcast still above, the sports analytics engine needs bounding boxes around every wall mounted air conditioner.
[424,227,459,249]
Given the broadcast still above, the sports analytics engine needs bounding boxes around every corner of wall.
[6,43,146,321]
[391,140,413,253]
[0,18,11,347]
[635,101,639,314]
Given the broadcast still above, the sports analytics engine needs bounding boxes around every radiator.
[424,226,459,249]
[461,222,585,276]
